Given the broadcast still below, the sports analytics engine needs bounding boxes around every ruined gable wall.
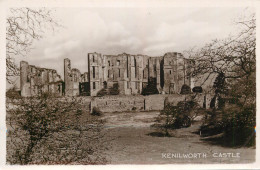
[64,58,73,96]
[88,53,102,96]
[71,68,81,96]
[163,52,178,94]
[20,61,63,97]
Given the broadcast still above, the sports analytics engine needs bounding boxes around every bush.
[223,105,256,146]
[192,86,203,93]
[172,101,199,128]
[6,87,21,99]
[109,83,119,95]
[96,88,107,97]
[6,95,108,164]
[200,104,256,147]
[91,107,102,116]
[141,78,159,95]
[158,100,200,136]
[180,84,191,94]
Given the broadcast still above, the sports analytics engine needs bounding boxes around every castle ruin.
[20,52,194,97]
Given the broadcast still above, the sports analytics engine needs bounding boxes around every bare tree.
[188,12,256,147]
[6,8,60,84]
[185,13,255,102]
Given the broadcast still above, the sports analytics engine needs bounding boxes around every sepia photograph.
[2,0,258,167]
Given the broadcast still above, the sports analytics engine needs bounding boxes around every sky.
[10,7,252,86]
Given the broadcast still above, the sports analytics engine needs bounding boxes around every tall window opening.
[127,57,129,78]
[93,66,95,78]
[134,58,137,78]
[93,82,96,89]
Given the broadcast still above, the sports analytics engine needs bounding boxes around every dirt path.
[102,111,255,164]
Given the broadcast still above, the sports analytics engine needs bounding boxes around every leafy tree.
[213,72,227,95]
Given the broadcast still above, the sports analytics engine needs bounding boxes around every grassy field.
[102,111,255,164]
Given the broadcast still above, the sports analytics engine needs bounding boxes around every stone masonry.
[20,52,194,97]
[20,61,63,97]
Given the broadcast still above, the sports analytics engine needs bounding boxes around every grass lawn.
[102,111,255,164]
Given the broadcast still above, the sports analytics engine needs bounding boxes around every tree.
[185,13,255,106]
[187,13,256,147]
[6,8,61,84]
[213,72,227,95]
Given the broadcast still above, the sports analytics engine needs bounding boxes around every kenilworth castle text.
[20,52,194,97]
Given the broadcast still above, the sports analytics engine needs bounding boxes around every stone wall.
[89,94,214,113]
[92,95,145,113]
[89,93,214,113]
[144,95,166,111]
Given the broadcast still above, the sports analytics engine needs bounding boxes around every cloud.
[43,40,80,59]
[19,7,247,81]
[107,22,130,40]
[143,42,176,55]
[108,36,142,51]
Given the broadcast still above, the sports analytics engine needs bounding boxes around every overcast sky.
[13,7,252,80]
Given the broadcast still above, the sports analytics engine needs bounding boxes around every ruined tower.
[20,61,31,97]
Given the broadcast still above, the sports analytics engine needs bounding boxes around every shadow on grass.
[146,132,172,137]
[199,132,255,148]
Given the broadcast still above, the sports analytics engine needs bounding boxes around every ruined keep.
[20,52,194,97]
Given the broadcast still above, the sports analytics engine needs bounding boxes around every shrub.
[192,86,203,93]
[172,101,199,128]
[210,95,225,109]
[132,107,137,111]
[180,84,191,94]
[109,83,119,95]
[222,105,256,146]
[6,95,108,164]
[141,78,159,95]
[200,103,256,147]
[91,107,102,116]
[96,88,107,97]
[158,100,200,136]
[6,87,21,99]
